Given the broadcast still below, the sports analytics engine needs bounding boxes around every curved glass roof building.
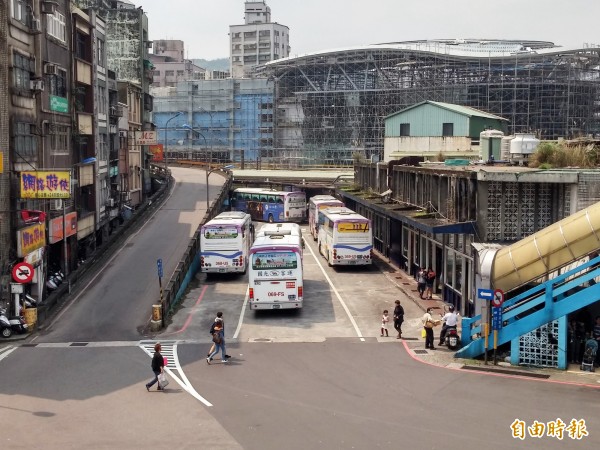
[260,39,600,166]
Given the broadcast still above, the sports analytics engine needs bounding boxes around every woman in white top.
[422,307,439,350]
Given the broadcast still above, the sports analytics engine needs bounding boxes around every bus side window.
[268,195,276,204]
[276,196,283,204]
[260,195,268,202]
[327,220,334,231]
[252,194,261,201]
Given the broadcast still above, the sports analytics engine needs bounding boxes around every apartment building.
[229,1,290,78]
[150,40,206,87]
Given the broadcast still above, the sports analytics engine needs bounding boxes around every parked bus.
[200,211,254,274]
[317,207,373,266]
[256,222,302,239]
[308,195,344,240]
[232,188,306,223]
[248,234,303,310]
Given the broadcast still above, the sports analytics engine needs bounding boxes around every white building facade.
[229,1,290,78]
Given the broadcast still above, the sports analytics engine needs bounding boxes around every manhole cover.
[413,349,428,355]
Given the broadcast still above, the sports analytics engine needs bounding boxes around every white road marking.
[140,341,213,407]
[0,346,17,361]
[233,286,249,340]
[303,237,365,341]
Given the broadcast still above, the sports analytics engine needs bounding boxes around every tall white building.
[229,1,290,78]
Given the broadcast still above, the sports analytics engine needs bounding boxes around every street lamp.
[164,111,184,171]
[198,107,215,166]
[206,164,234,212]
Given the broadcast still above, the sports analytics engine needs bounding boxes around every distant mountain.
[192,58,229,71]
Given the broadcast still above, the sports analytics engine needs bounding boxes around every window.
[50,125,69,155]
[97,133,107,161]
[165,70,174,76]
[75,30,90,61]
[13,52,33,91]
[400,123,410,136]
[176,70,184,76]
[97,86,107,115]
[442,123,454,137]
[97,39,105,66]
[11,0,29,24]
[260,114,273,122]
[47,11,66,43]
[153,70,160,76]
[14,122,37,157]
[48,68,67,97]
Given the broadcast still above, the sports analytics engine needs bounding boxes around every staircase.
[457,256,600,359]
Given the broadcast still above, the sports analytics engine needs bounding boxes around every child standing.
[381,310,390,337]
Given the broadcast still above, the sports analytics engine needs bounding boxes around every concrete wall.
[384,136,478,161]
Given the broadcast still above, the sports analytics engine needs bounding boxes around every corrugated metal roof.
[385,100,509,121]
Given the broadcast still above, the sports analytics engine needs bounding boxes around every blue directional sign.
[477,288,494,300]
[157,258,163,278]
[492,307,503,330]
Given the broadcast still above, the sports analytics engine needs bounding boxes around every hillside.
[192,58,229,71]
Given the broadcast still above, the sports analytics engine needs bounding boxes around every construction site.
[259,39,600,167]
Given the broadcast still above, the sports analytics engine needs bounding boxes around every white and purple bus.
[200,211,253,274]
[308,195,344,240]
[317,207,373,266]
[248,234,304,310]
[232,188,306,223]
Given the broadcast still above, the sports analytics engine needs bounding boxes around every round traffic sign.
[492,289,504,308]
[12,262,34,283]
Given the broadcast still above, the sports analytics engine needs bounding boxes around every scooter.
[443,325,460,350]
[0,308,28,336]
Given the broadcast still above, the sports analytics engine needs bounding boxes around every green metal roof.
[385,101,509,122]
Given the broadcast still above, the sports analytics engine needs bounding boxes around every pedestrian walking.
[207,312,231,359]
[380,309,390,337]
[145,342,165,391]
[417,267,427,299]
[422,307,439,350]
[425,267,436,299]
[207,322,228,364]
[393,300,404,339]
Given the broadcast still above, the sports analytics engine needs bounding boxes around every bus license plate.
[349,261,356,265]
[288,295,296,300]
[272,304,281,309]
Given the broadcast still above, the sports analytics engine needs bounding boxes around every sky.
[136,0,600,60]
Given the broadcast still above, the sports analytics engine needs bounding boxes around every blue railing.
[457,255,600,359]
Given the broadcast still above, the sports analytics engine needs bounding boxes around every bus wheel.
[268,214,274,223]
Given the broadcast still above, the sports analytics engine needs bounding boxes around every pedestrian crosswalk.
[139,340,177,369]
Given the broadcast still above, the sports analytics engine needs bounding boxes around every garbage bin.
[152,304,162,322]
[23,307,37,330]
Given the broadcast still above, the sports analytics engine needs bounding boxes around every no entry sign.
[12,262,34,283]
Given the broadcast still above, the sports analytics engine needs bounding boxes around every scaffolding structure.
[260,39,600,165]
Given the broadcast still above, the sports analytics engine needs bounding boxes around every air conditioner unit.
[44,63,58,76]
[41,1,58,14]
[30,80,45,91]
[30,18,42,34]
[49,199,63,211]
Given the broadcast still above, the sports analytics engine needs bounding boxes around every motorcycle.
[443,325,460,350]
[0,308,28,338]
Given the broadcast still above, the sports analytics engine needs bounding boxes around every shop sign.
[17,223,46,257]
[149,144,164,162]
[48,212,78,244]
[24,247,45,266]
[20,171,71,199]
[50,95,69,113]
[134,131,157,145]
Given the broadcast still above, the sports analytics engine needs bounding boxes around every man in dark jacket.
[208,312,231,359]
[393,300,405,339]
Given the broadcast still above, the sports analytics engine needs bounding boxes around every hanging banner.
[20,171,71,199]
[17,223,46,257]
[149,144,164,162]
[48,212,78,244]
